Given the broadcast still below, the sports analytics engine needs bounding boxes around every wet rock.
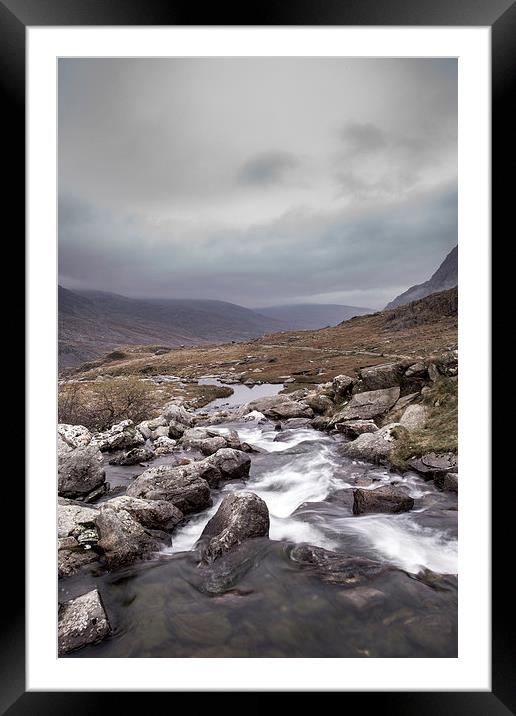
[100,495,183,531]
[408,452,458,478]
[332,374,354,399]
[353,485,414,515]
[108,446,155,466]
[200,491,270,563]
[58,539,100,578]
[354,363,405,392]
[58,589,111,655]
[399,404,427,430]
[96,506,162,569]
[58,424,92,448]
[340,424,403,463]
[338,585,385,609]
[335,386,400,421]
[290,544,390,584]
[127,464,212,513]
[335,419,378,437]
[204,448,251,485]
[433,472,458,493]
[58,501,101,576]
[310,415,333,431]
[58,445,106,498]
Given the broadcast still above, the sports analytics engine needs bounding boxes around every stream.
[61,381,458,658]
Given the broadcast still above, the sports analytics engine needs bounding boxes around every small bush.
[58,377,157,431]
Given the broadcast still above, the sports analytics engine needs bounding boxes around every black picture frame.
[6,0,510,710]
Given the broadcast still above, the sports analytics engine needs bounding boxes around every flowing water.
[63,381,458,658]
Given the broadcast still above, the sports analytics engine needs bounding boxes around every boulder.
[200,491,269,563]
[91,420,145,452]
[168,419,187,439]
[58,501,101,577]
[335,386,400,421]
[162,403,195,427]
[199,436,228,455]
[108,446,155,466]
[151,426,170,439]
[392,392,419,412]
[153,436,177,455]
[265,400,314,420]
[354,362,405,392]
[181,427,215,450]
[242,410,266,423]
[303,393,335,415]
[399,404,427,431]
[340,424,403,463]
[237,394,291,416]
[289,544,390,584]
[100,495,183,531]
[58,424,92,448]
[332,374,354,399]
[127,464,212,513]
[96,506,162,569]
[58,538,100,578]
[433,472,458,493]
[58,445,106,499]
[335,419,379,437]
[58,589,111,655]
[204,448,251,484]
[408,452,458,477]
[404,362,428,379]
[353,486,414,515]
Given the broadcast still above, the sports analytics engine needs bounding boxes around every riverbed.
[61,381,458,658]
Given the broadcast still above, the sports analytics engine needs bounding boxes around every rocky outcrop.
[334,386,400,421]
[127,464,212,513]
[58,589,111,655]
[58,445,106,499]
[353,486,414,515]
[354,363,405,393]
[340,424,403,463]
[200,491,269,563]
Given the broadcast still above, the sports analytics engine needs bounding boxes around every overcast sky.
[58,58,457,309]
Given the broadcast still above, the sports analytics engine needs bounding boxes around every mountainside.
[59,286,283,369]
[385,245,457,310]
[255,303,373,330]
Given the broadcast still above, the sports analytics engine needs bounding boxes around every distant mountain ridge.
[385,245,457,310]
[59,286,283,369]
[256,303,373,330]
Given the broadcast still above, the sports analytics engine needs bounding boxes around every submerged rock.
[353,486,414,515]
[58,589,111,655]
[200,491,270,563]
[58,445,106,499]
[290,544,391,584]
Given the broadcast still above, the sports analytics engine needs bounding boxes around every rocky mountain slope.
[255,303,373,330]
[59,286,283,368]
[385,245,457,310]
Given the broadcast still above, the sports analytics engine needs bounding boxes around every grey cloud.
[340,122,387,155]
[237,152,299,185]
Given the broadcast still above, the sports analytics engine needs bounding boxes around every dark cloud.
[237,152,298,185]
[58,58,457,309]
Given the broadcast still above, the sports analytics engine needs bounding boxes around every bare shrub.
[58,377,157,431]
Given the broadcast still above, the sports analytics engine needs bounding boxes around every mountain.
[385,245,457,310]
[255,303,373,330]
[58,286,283,369]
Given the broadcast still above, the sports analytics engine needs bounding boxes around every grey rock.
[58,424,92,448]
[200,491,269,563]
[353,485,414,515]
[58,445,106,498]
[335,386,400,421]
[340,423,402,463]
[408,452,458,477]
[108,446,155,466]
[168,419,187,439]
[162,403,195,426]
[399,404,427,430]
[91,420,145,452]
[127,464,212,513]
[335,419,379,437]
[58,589,110,655]
[404,362,428,379]
[303,393,335,415]
[100,495,183,530]
[332,374,354,399]
[428,363,441,381]
[151,425,170,439]
[96,506,162,569]
[434,472,458,493]
[153,436,177,455]
[204,448,251,485]
[355,363,405,392]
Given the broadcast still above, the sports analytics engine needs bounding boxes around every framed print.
[4,0,512,709]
